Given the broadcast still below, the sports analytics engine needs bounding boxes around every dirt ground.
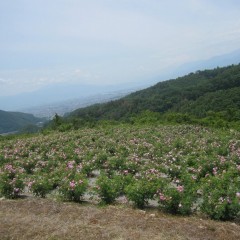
[0,197,239,240]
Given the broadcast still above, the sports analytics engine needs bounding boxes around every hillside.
[69,64,240,122]
[0,110,43,134]
[0,125,240,225]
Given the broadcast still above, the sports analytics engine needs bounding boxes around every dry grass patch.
[0,198,240,240]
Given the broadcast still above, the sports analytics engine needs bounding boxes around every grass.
[0,197,240,240]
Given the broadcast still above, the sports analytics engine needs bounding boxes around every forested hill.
[0,110,43,134]
[69,64,240,122]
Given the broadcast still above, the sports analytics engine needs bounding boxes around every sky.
[0,0,240,97]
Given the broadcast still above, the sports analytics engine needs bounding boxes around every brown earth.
[0,198,239,240]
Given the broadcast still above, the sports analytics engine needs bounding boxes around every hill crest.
[69,63,240,122]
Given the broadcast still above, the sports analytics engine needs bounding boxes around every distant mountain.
[172,49,240,78]
[0,49,239,114]
[138,48,240,87]
[69,63,240,121]
[0,83,141,111]
[20,90,132,119]
[0,110,43,134]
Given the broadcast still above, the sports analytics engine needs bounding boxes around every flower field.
[0,124,240,220]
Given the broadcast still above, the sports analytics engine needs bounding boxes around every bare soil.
[0,198,239,240]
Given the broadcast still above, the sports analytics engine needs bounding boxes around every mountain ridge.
[68,63,240,122]
[1,48,239,113]
[0,110,43,134]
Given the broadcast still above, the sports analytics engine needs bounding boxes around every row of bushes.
[1,124,239,221]
[1,168,239,221]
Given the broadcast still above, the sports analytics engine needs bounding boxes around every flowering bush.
[94,174,122,204]
[58,174,88,202]
[22,159,37,174]
[0,124,239,221]
[29,175,54,198]
[0,164,24,198]
[158,173,198,215]
[158,186,196,215]
[201,172,240,220]
[125,178,163,208]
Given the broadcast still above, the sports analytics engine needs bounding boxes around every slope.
[0,110,43,134]
[69,64,240,121]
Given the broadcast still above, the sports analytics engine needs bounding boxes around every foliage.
[94,174,122,204]
[201,171,240,220]
[66,64,240,126]
[0,164,24,198]
[0,109,43,134]
[29,175,54,198]
[125,177,163,208]
[158,181,197,215]
[58,174,88,202]
[0,124,240,221]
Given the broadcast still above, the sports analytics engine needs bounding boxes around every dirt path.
[0,198,239,240]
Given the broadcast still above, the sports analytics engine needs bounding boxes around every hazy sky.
[1,0,240,96]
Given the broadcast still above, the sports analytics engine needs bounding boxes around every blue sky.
[0,0,240,96]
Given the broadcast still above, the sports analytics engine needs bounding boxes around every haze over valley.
[1,0,240,117]
[1,48,240,119]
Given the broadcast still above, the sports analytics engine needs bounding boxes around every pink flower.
[28,181,34,188]
[159,193,166,201]
[212,167,218,175]
[69,180,76,189]
[67,161,75,169]
[177,185,184,193]
[4,164,15,173]
[14,188,20,193]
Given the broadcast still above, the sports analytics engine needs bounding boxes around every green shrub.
[29,176,53,198]
[0,168,24,199]
[125,178,161,208]
[201,173,240,220]
[158,186,194,215]
[58,174,88,202]
[158,175,198,215]
[95,174,122,204]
